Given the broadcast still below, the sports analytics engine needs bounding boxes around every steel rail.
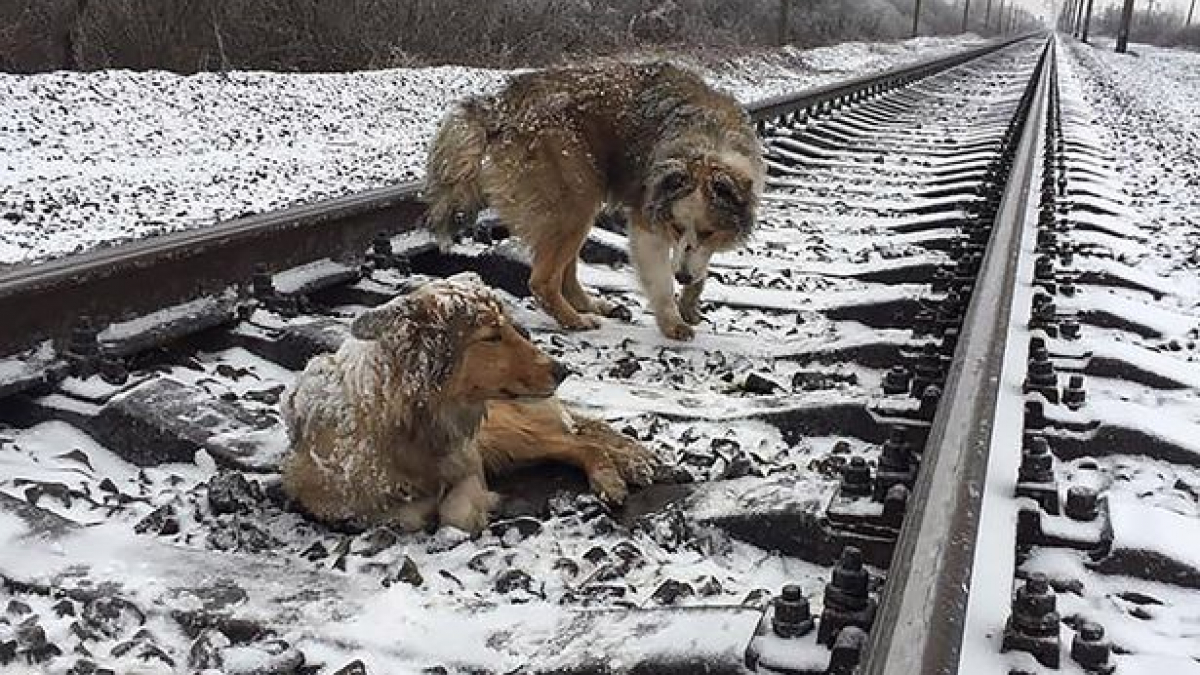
[860,37,1053,675]
[0,34,1041,361]
[747,32,1037,126]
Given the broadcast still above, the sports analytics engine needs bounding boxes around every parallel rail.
[863,38,1052,675]
[0,33,1036,361]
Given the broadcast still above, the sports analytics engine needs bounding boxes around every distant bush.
[0,0,1034,73]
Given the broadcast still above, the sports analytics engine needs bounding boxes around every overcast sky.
[1018,0,1197,20]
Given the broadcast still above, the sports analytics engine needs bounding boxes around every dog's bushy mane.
[351,275,505,411]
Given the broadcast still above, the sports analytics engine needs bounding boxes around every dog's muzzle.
[674,270,695,285]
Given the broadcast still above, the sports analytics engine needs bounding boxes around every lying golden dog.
[280,274,655,533]
[425,61,765,340]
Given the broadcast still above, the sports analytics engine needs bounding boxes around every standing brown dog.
[424,62,764,340]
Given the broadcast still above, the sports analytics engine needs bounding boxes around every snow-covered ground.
[0,35,984,266]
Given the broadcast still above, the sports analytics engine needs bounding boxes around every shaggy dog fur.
[424,61,765,341]
[280,274,656,533]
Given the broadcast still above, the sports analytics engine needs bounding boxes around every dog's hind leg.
[561,231,615,318]
[527,216,602,331]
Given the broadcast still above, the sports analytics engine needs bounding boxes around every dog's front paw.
[657,318,695,341]
[678,300,703,326]
[588,466,630,505]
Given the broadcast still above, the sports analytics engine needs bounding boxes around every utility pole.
[997,0,1007,32]
[1082,0,1095,41]
[1116,0,1136,52]
[985,0,993,29]
[779,0,790,45]
[913,0,923,36]
[962,0,972,31]
[1188,0,1196,26]
[1075,0,1087,36]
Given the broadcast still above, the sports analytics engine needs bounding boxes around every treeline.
[0,0,1029,74]
[1087,5,1200,49]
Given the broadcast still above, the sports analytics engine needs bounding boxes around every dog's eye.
[657,171,690,196]
[482,332,503,343]
[697,230,715,241]
[711,176,742,206]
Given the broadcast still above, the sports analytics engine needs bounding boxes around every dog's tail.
[424,99,490,252]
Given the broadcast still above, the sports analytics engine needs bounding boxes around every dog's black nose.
[551,359,574,385]
[674,270,694,285]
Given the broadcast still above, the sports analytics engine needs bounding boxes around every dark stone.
[696,576,723,597]
[134,504,180,536]
[381,556,424,588]
[206,516,280,553]
[583,546,609,564]
[188,629,229,670]
[650,580,694,606]
[5,600,31,616]
[742,373,781,395]
[553,557,580,578]
[52,599,76,618]
[300,541,329,561]
[82,596,145,639]
[207,471,261,516]
[494,569,534,594]
[608,356,641,379]
[332,660,369,675]
[354,527,399,557]
[490,516,543,541]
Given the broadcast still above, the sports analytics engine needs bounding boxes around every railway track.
[1,33,1198,675]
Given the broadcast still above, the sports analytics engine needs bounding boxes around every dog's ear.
[709,168,756,238]
[350,295,422,340]
[647,160,694,221]
[709,170,749,208]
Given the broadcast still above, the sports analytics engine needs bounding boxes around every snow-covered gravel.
[0,36,983,266]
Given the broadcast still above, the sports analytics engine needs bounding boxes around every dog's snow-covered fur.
[280,273,655,533]
[424,61,765,340]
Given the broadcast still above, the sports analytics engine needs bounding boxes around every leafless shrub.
[1,0,989,73]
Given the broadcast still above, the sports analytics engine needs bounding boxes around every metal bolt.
[827,626,868,675]
[883,484,909,525]
[882,365,912,396]
[918,385,941,420]
[1019,437,1054,484]
[840,457,873,498]
[1025,400,1047,430]
[251,263,275,299]
[1065,486,1099,522]
[771,585,815,638]
[1071,621,1115,674]
[1063,374,1086,410]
